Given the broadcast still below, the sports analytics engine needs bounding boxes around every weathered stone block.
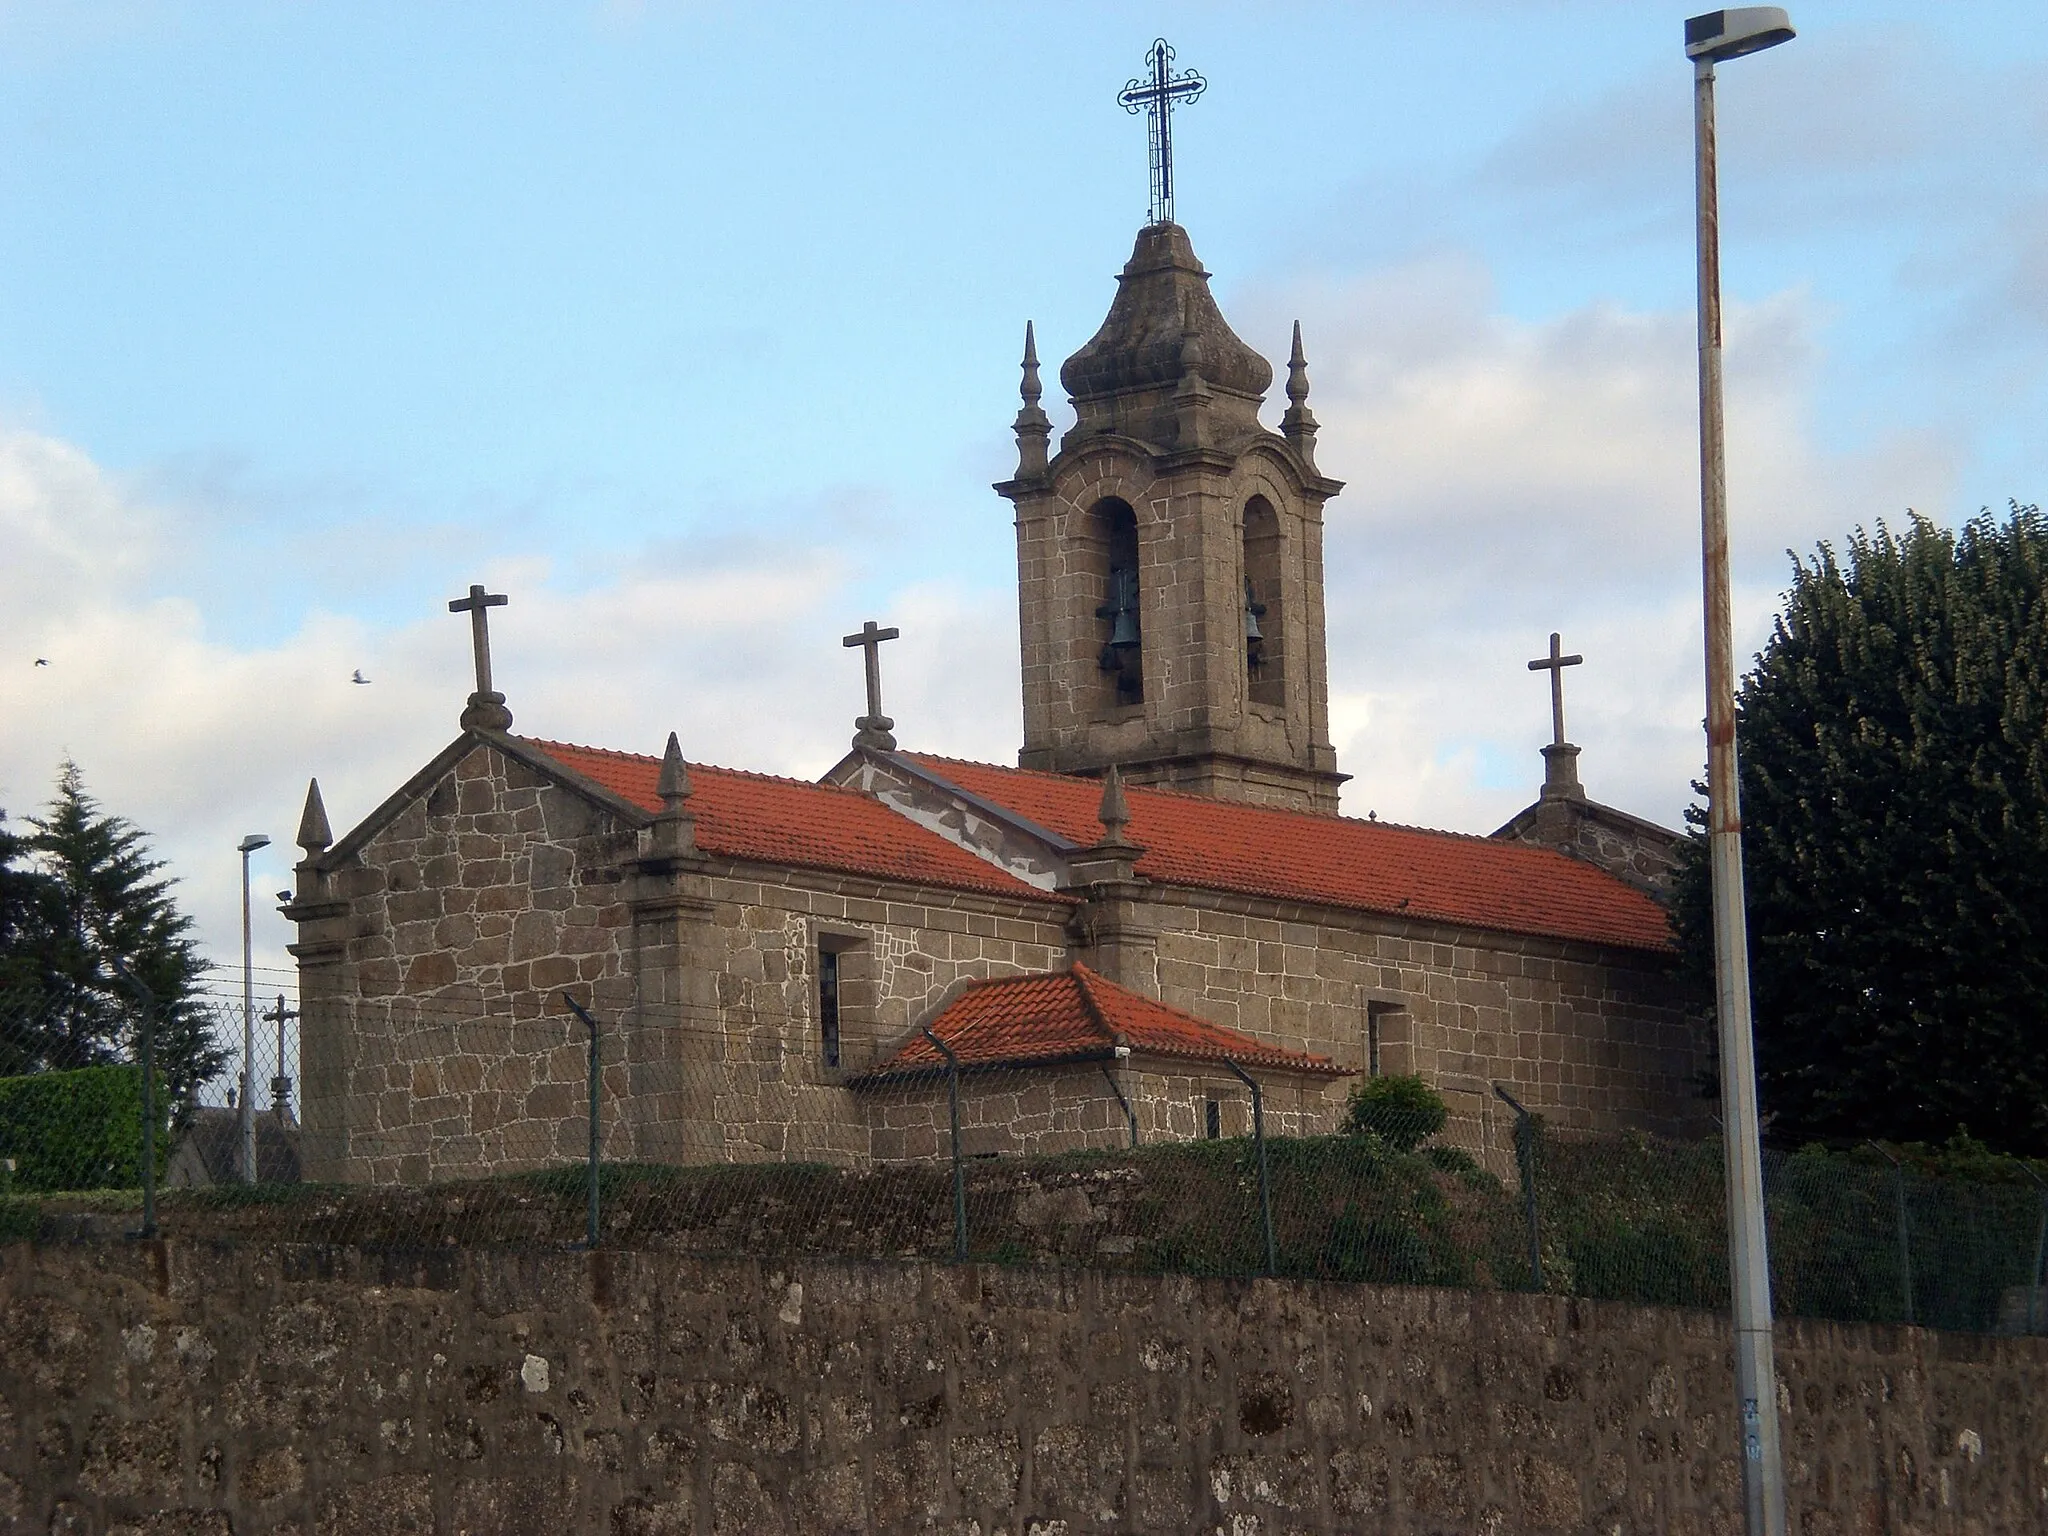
[78,1414,181,1500]
[316,1470,434,1534]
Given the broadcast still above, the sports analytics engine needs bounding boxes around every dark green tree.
[0,809,60,1072]
[7,763,224,1100]
[1674,504,2048,1154]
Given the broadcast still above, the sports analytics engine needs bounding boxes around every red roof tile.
[517,738,1062,905]
[907,754,1675,953]
[859,963,1351,1080]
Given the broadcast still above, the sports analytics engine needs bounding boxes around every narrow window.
[1205,1098,1221,1140]
[1242,496,1286,707]
[1091,498,1143,707]
[1365,1001,1410,1078]
[818,946,842,1068]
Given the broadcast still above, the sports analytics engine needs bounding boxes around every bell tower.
[996,221,1346,814]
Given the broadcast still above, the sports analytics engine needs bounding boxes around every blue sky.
[6,0,2048,973]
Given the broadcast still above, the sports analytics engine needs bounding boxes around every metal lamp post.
[238,832,271,1182]
[1685,9,1795,1535]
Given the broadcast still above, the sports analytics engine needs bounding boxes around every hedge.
[0,1064,166,1192]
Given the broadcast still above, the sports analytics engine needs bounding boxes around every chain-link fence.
[3,977,2044,1337]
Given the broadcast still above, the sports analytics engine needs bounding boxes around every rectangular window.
[1205,1098,1221,1140]
[1365,1000,1410,1078]
[818,947,841,1069]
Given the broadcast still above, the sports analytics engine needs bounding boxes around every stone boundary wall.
[3,1239,2044,1535]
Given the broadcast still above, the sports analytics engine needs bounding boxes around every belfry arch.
[1242,495,1285,709]
[1088,497,1144,708]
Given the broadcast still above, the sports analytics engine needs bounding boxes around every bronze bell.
[1243,577,1266,641]
[1097,566,1141,649]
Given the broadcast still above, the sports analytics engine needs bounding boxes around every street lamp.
[1686,9,1794,1536]
[238,832,271,1183]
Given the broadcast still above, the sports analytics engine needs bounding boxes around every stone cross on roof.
[1118,38,1205,227]
[843,619,900,751]
[1527,631,1583,747]
[449,583,512,732]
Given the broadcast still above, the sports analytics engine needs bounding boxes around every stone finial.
[1012,321,1052,480]
[1062,764,1145,892]
[657,731,693,807]
[296,778,332,856]
[649,731,698,859]
[1021,321,1044,409]
[1096,766,1133,846]
[1280,320,1319,461]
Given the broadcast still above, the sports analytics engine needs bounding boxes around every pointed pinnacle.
[1286,320,1310,405]
[1012,319,1051,473]
[657,731,693,807]
[1097,765,1131,840]
[297,778,332,855]
[1018,323,1047,418]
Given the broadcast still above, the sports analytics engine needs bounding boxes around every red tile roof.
[517,738,1062,905]
[907,754,1675,953]
[858,963,1351,1080]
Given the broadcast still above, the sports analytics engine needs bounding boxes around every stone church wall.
[297,746,646,1184]
[1129,888,1706,1161]
[298,739,1700,1187]
[680,866,1069,1166]
[7,1237,2043,1535]
[298,744,1073,1182]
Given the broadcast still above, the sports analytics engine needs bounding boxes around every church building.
[284,114,1698,1183]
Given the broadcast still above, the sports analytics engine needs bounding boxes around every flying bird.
[351,670,371,685]
[33,658,49,667]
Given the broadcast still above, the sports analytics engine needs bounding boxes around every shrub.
[0,1064,165,1191]
[1341,1075,1447,1151]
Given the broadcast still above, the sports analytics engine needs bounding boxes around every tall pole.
[240,842,257,1184]
[1225,1061,1275,1276]
[563,994,602,1250]
[921,1027,967,1263]
[237,833,270,1183]
[1694,53,1787,1536]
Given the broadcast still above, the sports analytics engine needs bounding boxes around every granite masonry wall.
[1129,887,1706,1163]
[293,742,1071,1181]
[5,1238,2045,1535]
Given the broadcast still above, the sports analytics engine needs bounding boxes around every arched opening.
[1090,497,1143,708]
[1242,496,1285,707]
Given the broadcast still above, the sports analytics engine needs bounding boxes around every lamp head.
[1685,8,1794,63]
[238,833,271,855]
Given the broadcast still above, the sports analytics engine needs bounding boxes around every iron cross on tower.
[1527,631,1584,747]
[843,619,900,752]
[1119,38,1205,227]
[449,582,513,732]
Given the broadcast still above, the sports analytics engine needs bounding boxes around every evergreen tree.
[9,763,224,1099]
[0,809,59,1073]
[1674,504,2048,1154]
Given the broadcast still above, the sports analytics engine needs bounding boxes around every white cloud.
[0,426,1019,984]
[1239,253,1956,835]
